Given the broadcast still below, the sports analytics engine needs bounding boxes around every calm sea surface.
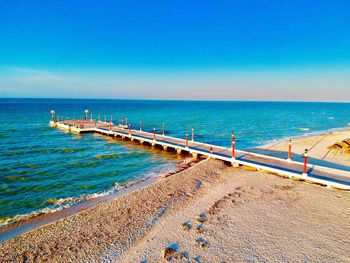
[1,99,350,226]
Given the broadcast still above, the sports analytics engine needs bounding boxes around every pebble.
[196,224,205,233]
[195,213,207,223]
[196,237,209,248]
[182,221,192,230]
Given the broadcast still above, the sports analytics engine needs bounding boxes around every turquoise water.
[1,99,350,226]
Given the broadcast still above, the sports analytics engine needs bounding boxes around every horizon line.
[1,97,350,104]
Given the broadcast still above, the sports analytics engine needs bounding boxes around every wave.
[95,153,122,159]
[4,176,30,182]
[0,161,178,229]
[0,180,135,228]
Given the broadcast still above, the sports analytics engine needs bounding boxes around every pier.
[50,112,350,190]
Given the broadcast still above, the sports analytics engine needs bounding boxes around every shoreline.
[2,125,350,243]
[1,126,350,261]
[1,157,349,262]
[252,125,350,150]
[0,157,200,243]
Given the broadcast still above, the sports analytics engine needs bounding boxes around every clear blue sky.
[0,0,349,101]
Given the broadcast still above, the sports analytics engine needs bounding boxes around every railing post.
[94,119,96,128]
[109,120,112,131]
[162,123,165,136]
[128,124,131,135]
[90,113,92,121]
[191,127,194,141]
[287,139,292,161]
[231,131,235,160]
[126,117,128,126]
[104,115,106,123]
[140,120,142,131]
[153,128,156,140]
[98,114,100,122]
[186,132,189,148]
[302,149,309,176]
[121,119,124,126]
[51,110,55,122]
[110,115,113,123]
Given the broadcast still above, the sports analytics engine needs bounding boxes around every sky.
[0,0,349,101]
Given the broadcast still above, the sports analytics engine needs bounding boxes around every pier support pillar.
[130,137,134,142]
[140,141,144,145]
[152,142,156,147]
[163,145,168,150]
[176,148,182,154]
[192,152,198,158]
[231,161,239,168]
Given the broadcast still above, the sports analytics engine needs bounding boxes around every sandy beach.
[1,130,350,262]
[256,128,350,168]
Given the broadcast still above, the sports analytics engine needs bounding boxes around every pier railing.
[49,113,350,190]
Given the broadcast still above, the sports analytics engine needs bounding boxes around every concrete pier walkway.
[50,119,350,190]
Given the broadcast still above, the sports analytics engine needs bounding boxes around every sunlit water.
[1,99,350,226]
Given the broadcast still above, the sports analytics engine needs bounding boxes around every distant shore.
[253,127,350,169]
[1,129,350,262]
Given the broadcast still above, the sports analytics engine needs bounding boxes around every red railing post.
[231,131,235,159]
[287,139,292,161]
[186,132,188,147]
[153,128,156,140]
[303,149,309,175]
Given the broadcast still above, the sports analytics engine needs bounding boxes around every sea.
[1,98,350,227]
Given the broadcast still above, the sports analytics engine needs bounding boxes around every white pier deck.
[50,119,350,190]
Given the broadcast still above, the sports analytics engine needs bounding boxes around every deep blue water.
[1,99,350,226]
